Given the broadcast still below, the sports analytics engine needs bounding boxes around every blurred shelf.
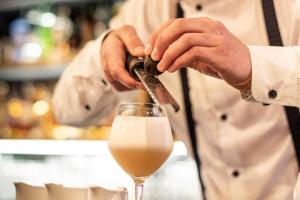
[0,64,67,82]
[0,140,187,156]
[0,0,114,12]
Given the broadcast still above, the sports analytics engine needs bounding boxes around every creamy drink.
[108,103,173,200]
[109,115,173,178]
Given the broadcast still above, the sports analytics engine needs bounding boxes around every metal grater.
[126,55,180,112]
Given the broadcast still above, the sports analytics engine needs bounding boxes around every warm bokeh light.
[53,126,82,140]
[7,99,23,118]
[32,100,49,116]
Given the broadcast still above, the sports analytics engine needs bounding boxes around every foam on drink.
[108,115,173,178]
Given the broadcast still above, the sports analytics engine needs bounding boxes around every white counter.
[0,140,201,200]
[0,140,188,156]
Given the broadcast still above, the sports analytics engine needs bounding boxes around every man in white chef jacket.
[52,0,300,199]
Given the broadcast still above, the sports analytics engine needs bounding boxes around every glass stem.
[134,178,145,200]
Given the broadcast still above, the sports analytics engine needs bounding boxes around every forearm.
[248,45,300,106]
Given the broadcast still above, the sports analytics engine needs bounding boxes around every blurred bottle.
[26,9,56,63]
[51,6,73,63]
[79,16,94,46]
[0,81,11,138]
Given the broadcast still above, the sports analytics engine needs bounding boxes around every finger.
[157,33,220,72]
[152,17,216,61]
[104,36,143,89]
[116,25,145,56]
[103,61,140,91]
[101,41,116,84]
[144,19,175,56]
[107,49,143,89]
[167,46,217,72]
[101,35,123,81]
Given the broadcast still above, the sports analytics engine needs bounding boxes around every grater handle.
[126,54,144,81]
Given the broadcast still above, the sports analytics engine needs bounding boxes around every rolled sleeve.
[52,31,119,127]
[91,30,112,83]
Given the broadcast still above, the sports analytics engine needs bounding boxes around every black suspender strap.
[261,0,300,167]
[285,106,300,167]
[176,3,206,200]
[261,0,283,46]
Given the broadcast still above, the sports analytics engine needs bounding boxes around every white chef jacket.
[52,0,300,199]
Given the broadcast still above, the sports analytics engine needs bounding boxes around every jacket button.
[195,4,203,11]
[268,90,277,99]
[85,104,91,111]
[220,113,227,121]
[101,79,107,86]
[232,170,240,177]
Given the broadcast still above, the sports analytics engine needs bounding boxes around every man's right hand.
[101,25,145,91]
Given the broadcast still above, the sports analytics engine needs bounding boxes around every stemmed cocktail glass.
[108,103,173,200]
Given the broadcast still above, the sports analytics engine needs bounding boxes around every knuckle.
[182,33,193,44]
[174,18,185,27]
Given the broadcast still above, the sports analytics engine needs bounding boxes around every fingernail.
[144,43,152,55]
[157,62,165,72]
[134,46,144,55]
[151,48,159,61]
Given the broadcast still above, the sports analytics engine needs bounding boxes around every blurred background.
[0,0,122,140]
[0,0,201,199]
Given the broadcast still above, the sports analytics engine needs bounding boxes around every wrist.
[239,71,253,101]
[232,70,252,91]
[234,46,252,91]
[239,73,252,91]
